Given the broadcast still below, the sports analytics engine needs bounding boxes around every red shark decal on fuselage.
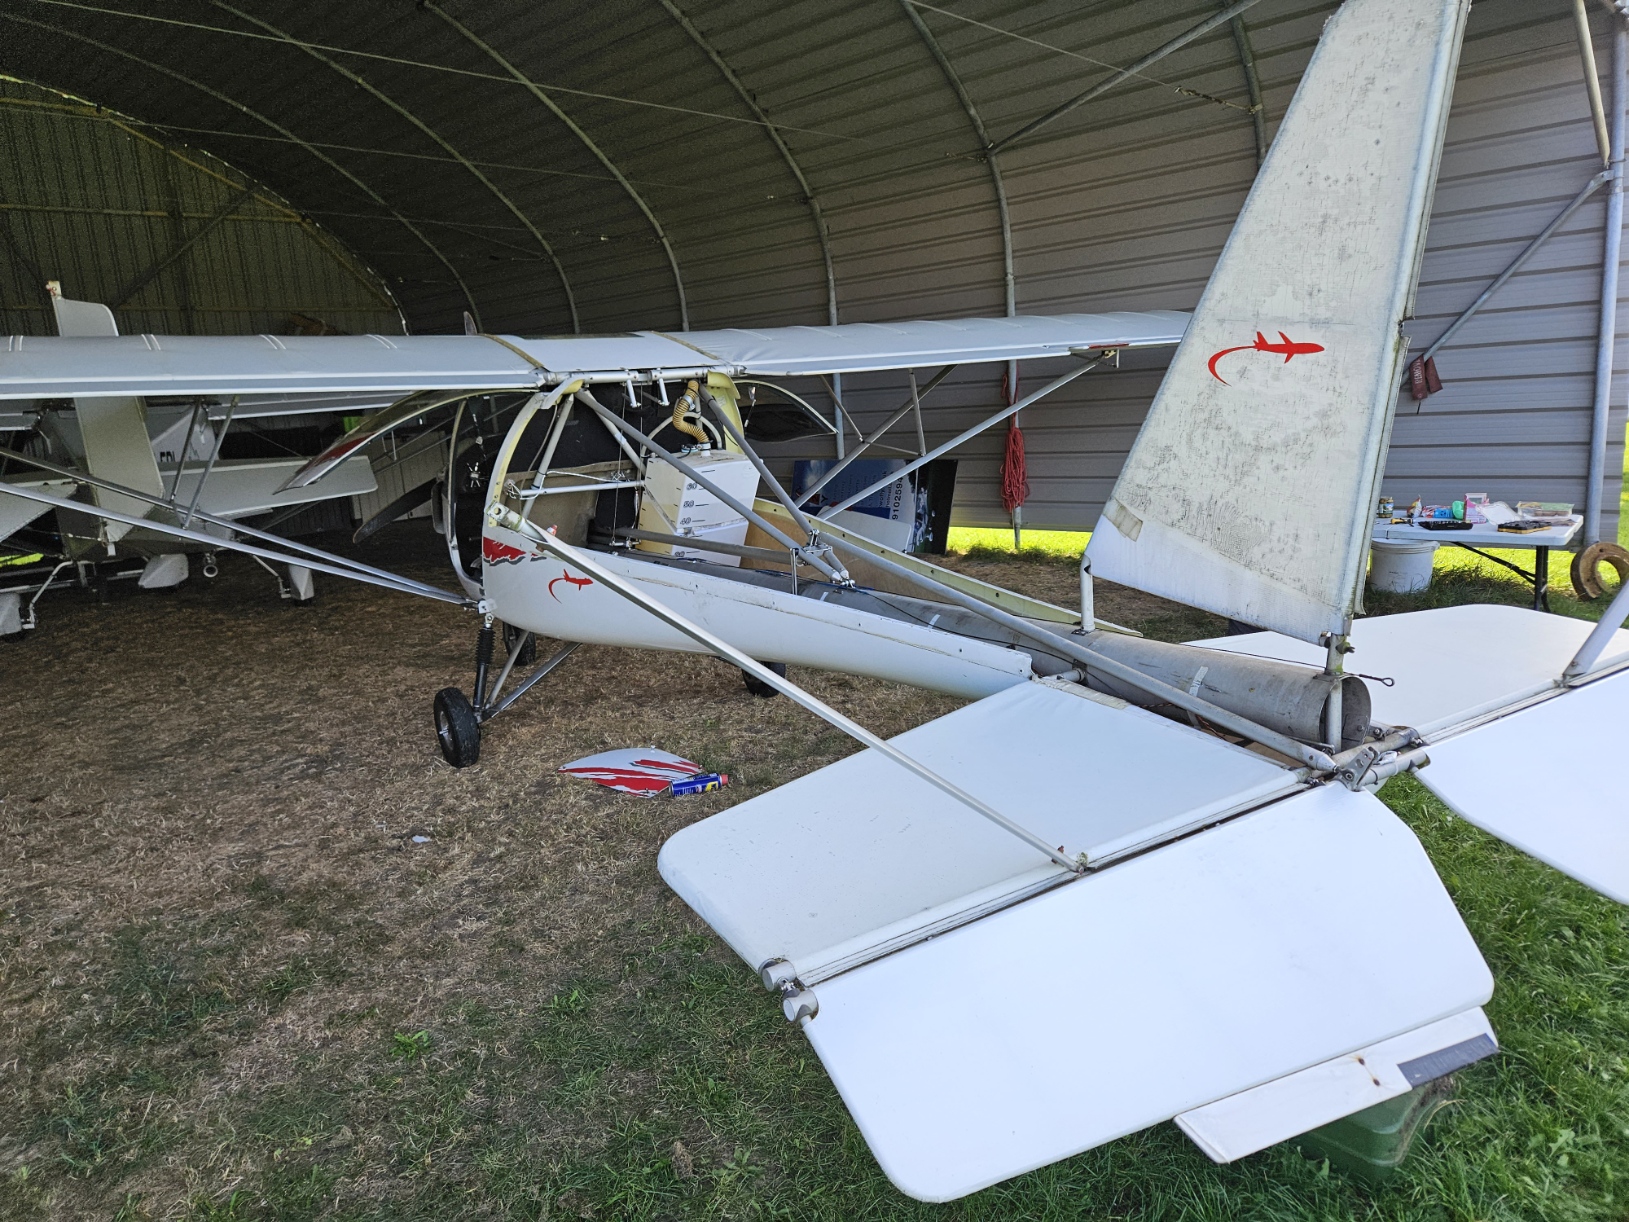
[1207,331,1325,384]
[548,570,593,600]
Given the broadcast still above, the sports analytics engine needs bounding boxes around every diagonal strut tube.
[487,500,1083,873]
[573,389,851,585]
[820,361,1098,519]
[0,480,470,605]
[0,446,464,603]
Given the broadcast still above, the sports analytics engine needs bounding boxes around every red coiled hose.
[1000,419,1029,516]
[999,368,1028,518]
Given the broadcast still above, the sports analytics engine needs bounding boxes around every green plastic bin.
[1294,1076,1456,1186]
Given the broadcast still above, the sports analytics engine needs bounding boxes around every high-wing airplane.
[0,283,389,634]
[1,0,1626,1200]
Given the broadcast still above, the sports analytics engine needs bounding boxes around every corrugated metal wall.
[0,77,403,337]
[793,0,1628,540]
[0,0,1621,539]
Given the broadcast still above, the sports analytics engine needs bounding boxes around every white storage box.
[635,450,760,567]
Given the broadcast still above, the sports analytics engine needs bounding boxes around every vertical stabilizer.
[49,285,164,537]
[1086,0,1469,644]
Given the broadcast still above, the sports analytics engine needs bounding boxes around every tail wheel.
[433,687,481,767]
[742,661,787,698]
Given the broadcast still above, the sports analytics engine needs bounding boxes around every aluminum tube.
[165,403,203,503]
[490,503,1082,872]
[698,387,821,540]
[0,446,461,601]
[1079,630,1370,750]
[615,527,789,564]
[1586,21,1627,545]
[0,481,471,606]
[794,365,955,507]
[486,640,580,719]
[181,395,236,529]
[576,392,850,584]
[1422,170,1611,366]
[817,531,1338,770]
[1577,0,1614,164]
[482,630,530,713]
[1564,576,1629,679]
[819,362,1097,519]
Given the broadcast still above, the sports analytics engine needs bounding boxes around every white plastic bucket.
[1369,539,1438,593]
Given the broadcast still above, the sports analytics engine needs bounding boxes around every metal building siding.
[0,79,403,337]
[0,0,1622,540]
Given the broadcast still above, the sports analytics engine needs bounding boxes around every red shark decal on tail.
[1207,331,1325,385]
[548,570,593,600]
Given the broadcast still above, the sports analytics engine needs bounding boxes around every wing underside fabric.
[0,311,1188,400]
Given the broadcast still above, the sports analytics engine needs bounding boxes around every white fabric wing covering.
[0,311,1188,400]
[1087,0,1471,644]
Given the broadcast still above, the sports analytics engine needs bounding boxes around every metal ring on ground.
[1570,541,1629,600]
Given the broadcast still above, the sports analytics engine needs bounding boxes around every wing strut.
[485,498,1083,874]
[819,359,1100,519]
[0,450,469,606]
[1565,577,1629,682]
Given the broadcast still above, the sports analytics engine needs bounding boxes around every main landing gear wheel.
[742,661,787,698]
[434,687,481,767]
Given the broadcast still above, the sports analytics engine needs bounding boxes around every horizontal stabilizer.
[660,679,1298,985]
[1176,1007,1496,1162]
[797,786,1490,1201]
[1418,670,1629,903]
[1191,604,1629,738]
[0,478,78,539]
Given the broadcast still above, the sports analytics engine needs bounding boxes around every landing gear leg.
[432,622,579,768]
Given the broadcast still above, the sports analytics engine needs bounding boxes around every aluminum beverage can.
[670,773,728,796]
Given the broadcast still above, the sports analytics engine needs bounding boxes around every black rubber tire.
[742,661,787,698]
[433,687,481,767]
[503,622,537,667]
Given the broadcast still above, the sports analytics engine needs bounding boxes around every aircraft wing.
[0,310,1188,401]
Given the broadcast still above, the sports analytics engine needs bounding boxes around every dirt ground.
[0,526,1221,1218]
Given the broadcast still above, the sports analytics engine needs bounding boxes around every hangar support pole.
[1224,3,1268,166]
[656,0,838,332]
[427,3,690,330]
[1586,15,1627,545]
[212,3,580,333]
[900,1,1021,533]
[1,13,486,330]
[986,0,1266,156]
[900,1,1015,331]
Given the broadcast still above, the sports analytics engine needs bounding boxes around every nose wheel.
[433,622,580,767]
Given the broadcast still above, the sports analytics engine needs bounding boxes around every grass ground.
[2,521,1627,1221]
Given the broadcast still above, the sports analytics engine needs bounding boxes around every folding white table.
[1373,515,1582,610]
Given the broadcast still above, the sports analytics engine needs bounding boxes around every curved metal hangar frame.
[1,0,1624,536]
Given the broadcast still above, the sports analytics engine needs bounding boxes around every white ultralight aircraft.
[0,283,386,634]
[1,0,1627,1199]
